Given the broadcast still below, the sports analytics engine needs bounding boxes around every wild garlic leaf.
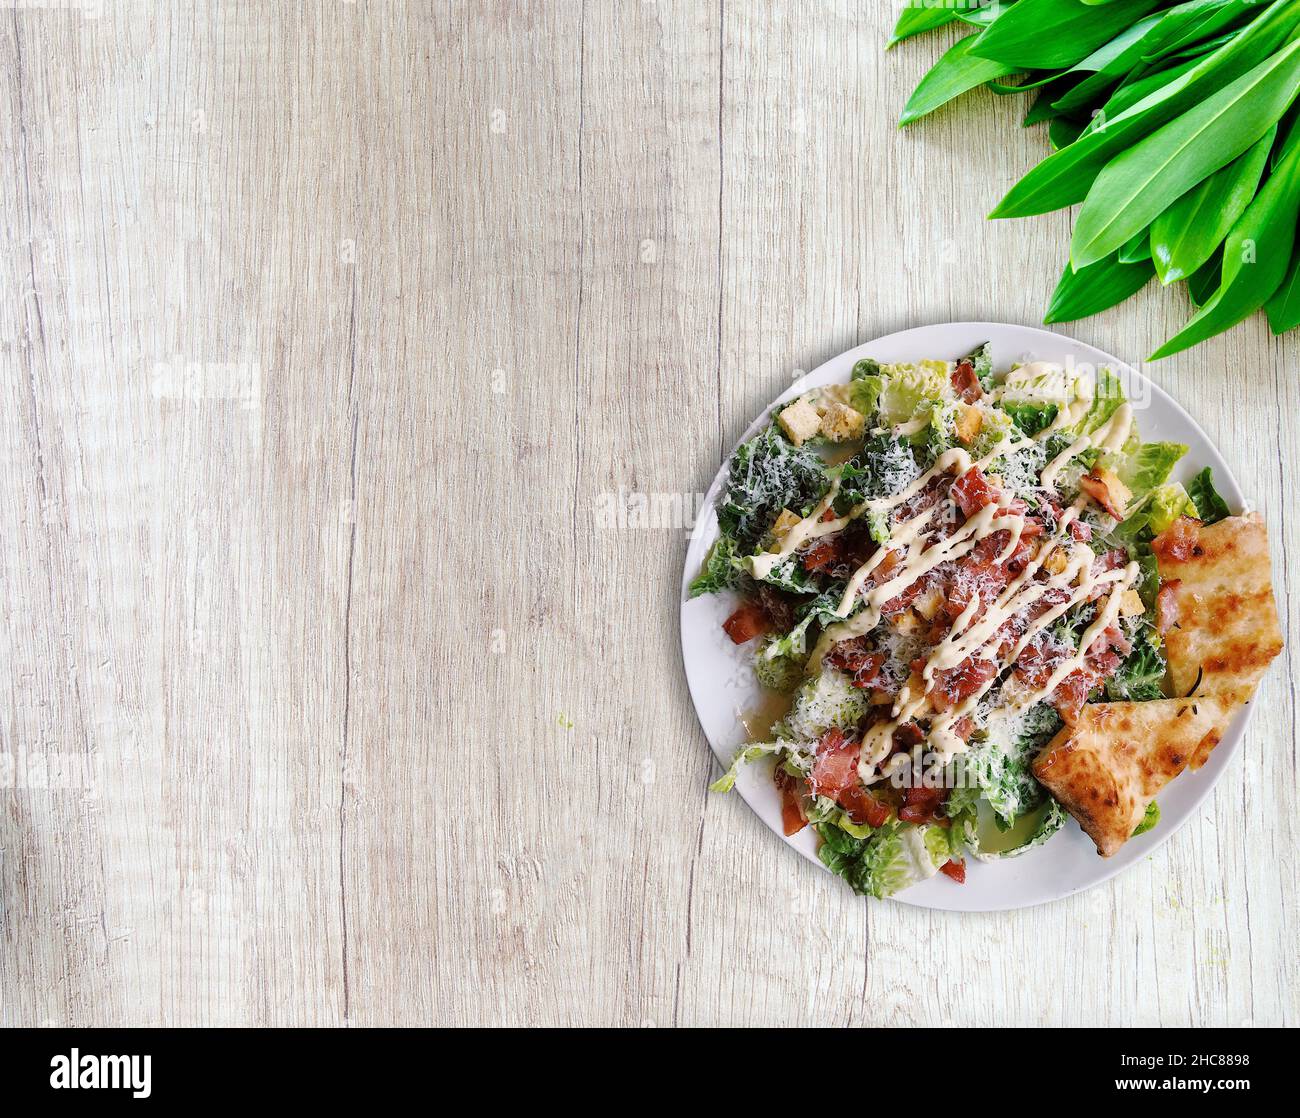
[1149,124,1274,285]
[899,33,1019,126]
[990,2,1300,218]
[1150,137,1300,359]
[970,0,1165,71]
[888,1,973,49]
[1071,41,1300,269]
[1044,252,1154,324]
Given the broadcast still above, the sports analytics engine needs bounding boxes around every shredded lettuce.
[718,426,830,553]
[709,742,785,793]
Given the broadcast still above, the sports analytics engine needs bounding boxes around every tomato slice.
[939,860,966,884]
[802,537,841,573]
[721,602,768,644]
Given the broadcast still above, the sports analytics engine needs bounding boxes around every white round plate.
[680,322,1249,912]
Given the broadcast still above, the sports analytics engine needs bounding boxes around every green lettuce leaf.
[877,360,952,426]
[688,535,741,598]
[1106,631,1167,702]
[971,798,1068,861]
[817,821,951,899]
[1118,440,1188,501]
[710,742,785,793]
[1133,801,1161,836]
[1186,466,1231,524]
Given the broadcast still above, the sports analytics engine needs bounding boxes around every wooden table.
[2,1,1294,1028]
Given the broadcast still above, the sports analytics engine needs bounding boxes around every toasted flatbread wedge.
[1032,696,1234,857]
[1160,512,1283,705]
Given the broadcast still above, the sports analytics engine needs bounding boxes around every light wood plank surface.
[1,0,1295,1027]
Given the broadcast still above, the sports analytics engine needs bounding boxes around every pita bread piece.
[1032,696,1234,857]
[1158,512,1283,705]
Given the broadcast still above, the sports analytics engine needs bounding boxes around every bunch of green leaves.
[891,0,1300,356]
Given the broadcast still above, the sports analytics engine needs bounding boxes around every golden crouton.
[778,398,822,446]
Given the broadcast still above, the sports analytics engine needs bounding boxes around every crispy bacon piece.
[825,637,875,674]
[898,784,948,824]
[840,784,892,828]
[1068,518,1093,543]
[808,728,861,799]
[1088,624,1131,662]
[1153,515,1202,563]
[1156,580,1181,635]
[774,768,808,837]
[801,536,842,573]
[1014,638,1071,691]
[950,467,999,518]
[1078,467,1127,519]
[880,579,926,617]
[1088,548,1129,600]
[930,656,997,711]
[895,476,948,523]
[722,602,767,644]
[825,638,886,690]
[892,720,926,749]
[1093,547,1128,574]
[1050,669,1094,721]
[951,360,983,404]
[939,859,966,884]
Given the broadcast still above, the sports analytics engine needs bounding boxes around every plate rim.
[679,321,1253,912]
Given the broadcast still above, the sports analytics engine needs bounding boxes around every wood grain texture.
[0,0,1294,1027]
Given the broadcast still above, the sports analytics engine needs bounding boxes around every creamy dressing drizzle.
[748,478,850,582]
[756,394,1139,783]
[745,365,1141,780]
[990,361,1094,443]
[1040,403,1133,489]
